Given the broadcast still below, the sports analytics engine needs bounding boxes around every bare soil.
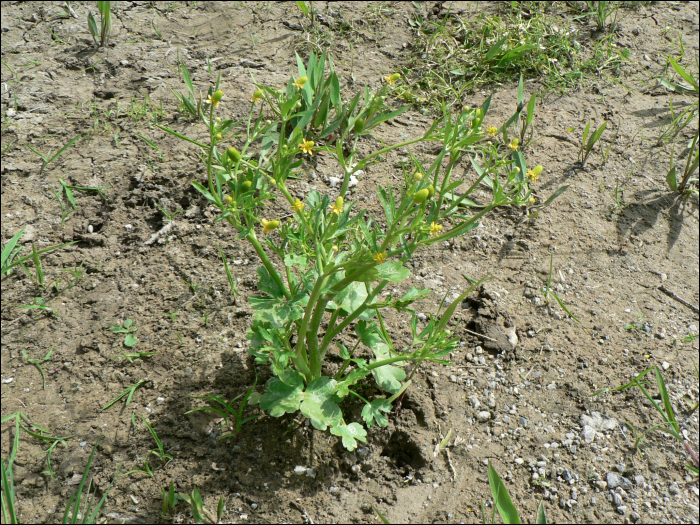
[1,2,698,524]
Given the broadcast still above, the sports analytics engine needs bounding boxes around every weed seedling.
[22,346,54,390]
[541,253,580,322]
[591,366,699,474]
[186,374,260,442]
[161,481,182,518]
[62,437,120,524]
[142,416,173,467]
[574,119,608,167]
[102,379,149,410]
[2,228,75,282]
[50,178,110,224]
[24,135,81,174]
[19,297,59,319]
[178,487,224,524]
[216,242,240,302]
[111,350,155,364]
[483,461,547,524]
[109,318,138,347]
[87,1,113,47]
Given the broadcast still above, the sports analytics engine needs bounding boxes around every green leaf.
[300,377,342,430]
[330,422,367,451]
[361,399,392,428]
[331,281,368,312]
[488,461,521,524]
[373,261,410,283]
[666,166,678,191]
[260,372,305,417]
[542,185,570,207]
[191,181,218,205]
[391,287,431,309]
[536,500,547,524]
[124,334,138,347]
[257,266,284,300]
[371,343,405,394]
[284,253,308,270]
[1,227,25,271]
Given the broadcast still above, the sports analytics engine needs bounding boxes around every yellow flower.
[526,165,543,183]
[251,89,263,103]
[292,199,305,213]
[429,222,443,237]
[487,126,498,137]
[293,76,308,90]
[385,73,401,84]
[508,139,519,151]
[206,90,224,108]
[373,252,387,264]
[300,139,314,155]
[260,219,279,234]
[331,196,343,216]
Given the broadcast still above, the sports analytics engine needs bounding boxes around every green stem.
[245,230,291,300]
[295,273,331,378]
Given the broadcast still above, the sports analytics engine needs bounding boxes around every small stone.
[515,458,524,465]
[87,224,93,233]
[594,480,607,490]
[668,482,680,495]
[613,493,623,506]
[661,361,670,371]
[156,397,165,405]
[617,505,627,515]
[486,392,496,408]
[660,273,667,282]
[2,378,13,384]
[306,468,316,478]
[351,464,361,474]
[634,475,645,486]
[581,426,596,443]
[519,417,529,427]
[630,511,641,522]
[417,312,427,321]
[469,395,481,410]
[294,466,306,476]
[477,411,492,423]
[449,375,457,383]
[357,447,370,458]
[547,382,556,390]
[250,503,258,510]
[615,463,626,473]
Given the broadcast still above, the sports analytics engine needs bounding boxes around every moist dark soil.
[2,2,698,524]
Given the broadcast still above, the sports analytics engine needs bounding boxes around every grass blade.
[2,228,25,272]
[45,135,81,169]
[488,461,521,524]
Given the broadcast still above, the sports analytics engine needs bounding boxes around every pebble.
[630,511,641,522]
[486,392,496,408]
[351,464,361,474]
[607,472,633,490]
[293,466,307,476]
[469,395,480,410]
[449,375,457,383]
[515,458,524,465]
[668,482,680,495]
[581,426,596,443]
[87,224,93,233]
[661,361,670,371]
[547,382,556,390]
[594,480,607,490]
[617,505,627,515]
[417,312,427,321]
[613,493,623,506]
[634,475,645,486]
[2,378,13,384]
[156,397,165,405]
[519,417,529,427]
[477,411,491,423]
[357,447,370,458]
[250,503,258,510]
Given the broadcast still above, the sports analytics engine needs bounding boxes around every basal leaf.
[260,373,304,417]
[330,421,367,451]
[361,399,392,428]
[371,343,406,394]
[300,377,342,430]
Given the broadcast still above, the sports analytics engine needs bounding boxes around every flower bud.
[215,133,222,140]
[242,180,252,191]
[413,189,430,204]
[427,184,435,198]
[532,165,544,176]
[224,195,234,206]
[413,172,423,181]
[212,90,224,102]
[227,147,241,162]
[354,118,365,133]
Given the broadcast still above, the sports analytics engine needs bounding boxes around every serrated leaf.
[335,366,370,397]
[260,372,304,417]
[330,422,367,451]
[361,399,392,428]
[300,377,342,430]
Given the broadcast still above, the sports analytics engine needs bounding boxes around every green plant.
[111,350,155,363]
[186,374,260,442]
[666,130,699,194]
[658,53,698,144]
[102,379,148,410]
[483,461,547,524]
[576,1,621,32]
[161,481,181,518]
[109,318,138,347]
[22,346,54,390]
[216,242,241,302]
[1,414,20,524]
[157,52,567,450]
[87,1,113,47]
[572,119,607,167]
[142,416,173,467]
[155,201,183,223]
[62,437,119,524]
[50,178,110,224]
[591,365,699,474]
[178,487,224,524]
[171,56,199,119]
[540,253,579,322]
[24,135,81,174]
[2,228,76,281]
